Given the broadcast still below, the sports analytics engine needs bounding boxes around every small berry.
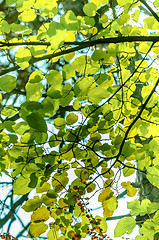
[68,188,73,193]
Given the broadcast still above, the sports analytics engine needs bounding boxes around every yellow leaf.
[90,0,109,7]
[64,47,75,62]
[98,187,113,202]
[58,198,69,209]
[106,196,117,211]
[121,182,137,197]
[18,9,36,22]
[31,206,50,222]
[47,228,59,240]
[36,182,51,193]
[103,207,113,219]
[65,31,75,42]
[127,187,137,197]
[120,13,130,25]
[101,168,114,178]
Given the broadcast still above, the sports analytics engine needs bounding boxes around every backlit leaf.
[114,217,136,237]
[31,206,50,222]
[47,21,67,49]
[123,162,135,177]
[98,188,113,202]
[25,82,43,101]
[13,175,33,195]
[22,196,42,212]
[18,9,36,22]
[54,118,66,129]
[29,222,48,238]
[66,113,78,125]
[0,75,16,92]
[1,105,17,117]
[83,3,97,17]
[147,166,159,188]
[60,10,79,31]
[127,199,151,216]
[15,47,32,69]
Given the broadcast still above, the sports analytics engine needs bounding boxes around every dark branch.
[140,0,159,23]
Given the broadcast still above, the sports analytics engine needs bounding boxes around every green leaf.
[122,141,136,158]
[29,222,48,238]
[88,86,111,104]
[41,194,57,207]
[60,90,74,107]
[28,173,38,188]
[54,118,66,129]
[35,132,48,144]
[47,21,67,49]
[46,70,63,85]
[139,221,156,240]
[92,49,109,61]
[0,20,10,33]
[6,0,16,5]
[22,196,42,212]
[147,202,159,214]
[15,47,32,69]
[98,188,113,202]
[26,112,47,133]
[13,121,30,135]
[52,172,69,193]
[1,105,17,117]
[66,113,78,125]
[153,210,159,225]
[154,0,159,8]
[3,121,15,132]
[13,175,33,195]
[49,134,62,147]
[114,217,136,237]
[28,70,43,83]
[46,189,58,198]
[21,132,34,144]
[127,199,151,216]
[25,82,43,101]
[83,3,97,17]
[36,182,51,193]
[0,75,16,92]
[34,0,58,18]
[73,99,81,110]
[144,16,159,30]
[147,166,159,188]
[60,10,79,31]
[47,85,62,99]
[123,162,135,177]
[10,23,32,34]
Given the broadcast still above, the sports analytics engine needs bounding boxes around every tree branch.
[140,0,159,23]
[1,35,159,77]
[116,76,159,164]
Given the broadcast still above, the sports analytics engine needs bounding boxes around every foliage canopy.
[1,0,159,239]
